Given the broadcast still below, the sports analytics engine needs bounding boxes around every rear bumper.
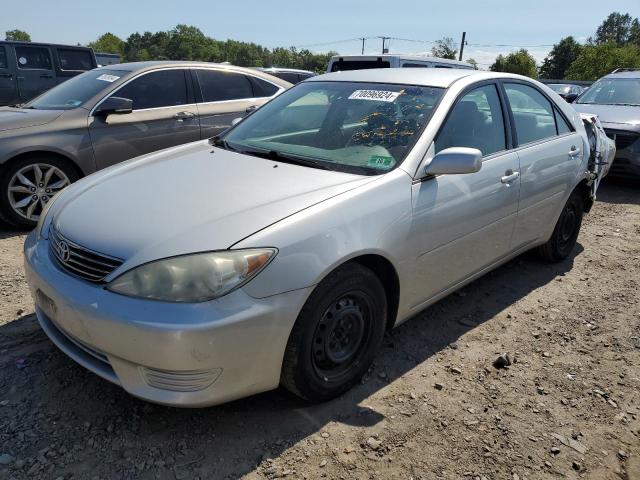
[24,231,312,407]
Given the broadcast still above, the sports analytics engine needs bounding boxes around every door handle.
[173,111,196,121]
[245,105,257,113]
[501,171,520,184]
[569,145,582,157]
[40,74,53,79]
[0,73,12,78]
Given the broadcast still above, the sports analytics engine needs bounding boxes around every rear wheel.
[0,156,77,228]
[536,191,584,262]
[281,263,387,402]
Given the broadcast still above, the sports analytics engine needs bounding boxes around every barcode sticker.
[348,90,400,102]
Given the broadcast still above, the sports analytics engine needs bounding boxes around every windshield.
[549,84,572,94]
[222,81,444,175]
[26,69,128,110]
[576,78,640,106]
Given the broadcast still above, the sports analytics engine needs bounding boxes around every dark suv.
[0,61,291,227]
[572,69,640,177]
[0,41,97,106]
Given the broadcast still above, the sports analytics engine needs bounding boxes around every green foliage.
[594,12,635,46]
[88,32,124,55]
[565,43,640,81]
[490,49,538,78]
[87,25,334,73]
[466,58,478,70]
[5,29,31,42]
[539,36,583,79]
[431,37,457,60]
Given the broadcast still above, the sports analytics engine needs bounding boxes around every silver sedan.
[24,69,611,407]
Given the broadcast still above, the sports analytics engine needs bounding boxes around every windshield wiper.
[237,147,331,170]
[209,135,235,151]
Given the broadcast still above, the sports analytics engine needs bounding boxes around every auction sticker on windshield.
[96,74,120,83]
[349,90,401,102]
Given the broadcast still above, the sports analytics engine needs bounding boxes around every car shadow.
[596,176,640,206]
[0,219,30,240]
[0,245,581,478]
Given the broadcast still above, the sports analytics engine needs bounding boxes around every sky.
[2,0,639,68]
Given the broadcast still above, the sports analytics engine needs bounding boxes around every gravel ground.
[0,178,638,480]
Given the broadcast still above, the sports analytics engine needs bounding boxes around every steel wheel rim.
[559,203,578,246]
[8,163,70,221]
[311,291,373,383]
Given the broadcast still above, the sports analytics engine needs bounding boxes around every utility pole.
[458,32,466,61]
[378,36,390,54]
[360,37,366,54]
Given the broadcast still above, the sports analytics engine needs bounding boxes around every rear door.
[89,68,200,170]
[502,81,583,248]
[193,68,281,138]
[14,45,56,101]
[0,45,18,105]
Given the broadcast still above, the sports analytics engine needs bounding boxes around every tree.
[5,29,30,42]
[490,49,538,78]
[565,43,640,80]
[88,32,124,55]
[594,12,634,46]
[629,18,640,47]
[539,36,583,79]
[431,37,457,60]
[466,58,478,70]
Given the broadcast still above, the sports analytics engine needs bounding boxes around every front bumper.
[603,128,640,177]
[23,232,312,407]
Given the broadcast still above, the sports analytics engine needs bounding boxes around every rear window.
[330,60,391,72]
[0,47,6,69]
[196,69,254,102]
[15,46,52,70]
[251,76,279,97]
[57,49,94,71]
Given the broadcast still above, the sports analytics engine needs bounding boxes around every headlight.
[106,249,276,302]
[35,191,61,239]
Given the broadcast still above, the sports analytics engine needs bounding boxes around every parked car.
[547,83,584,103]
[95,52,121,67]
[0,61,291,227]
[327,54,474,72]
[0,41,97,106]
[256,67,316,84]
[24,68,612,407]
[572,68,640,177]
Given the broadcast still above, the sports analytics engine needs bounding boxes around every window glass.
[555,108,572,134]
[116,69,187,110]
[505,83,558,144]
[196,69,253,102]
[330,60,391,72]
[0,47,6,69]
[15,46,52,70]
[57,49,93,71]
[251,76,279,97]
[402,63,429,68]
[28,69,127,110]
[273,71,299,84]
[435,84,506,156]
[575,78,640,106]
[224,81,444,175]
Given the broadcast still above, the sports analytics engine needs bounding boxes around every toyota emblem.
[58,241,70,263]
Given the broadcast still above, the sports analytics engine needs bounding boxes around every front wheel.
[536,190,584,262]
[0,156,77,228]
[281,263,387,402]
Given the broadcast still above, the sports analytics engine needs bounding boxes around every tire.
[536,190,584,262]
[0,155,77,229]
[281,263,387,402]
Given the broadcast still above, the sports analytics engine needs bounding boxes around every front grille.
[49,227,123,283]
[604,129,639,150]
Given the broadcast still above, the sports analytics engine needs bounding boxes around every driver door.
[407,82,520,308]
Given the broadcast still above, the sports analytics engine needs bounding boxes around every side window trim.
[434,80,511,159]
[90,68,193,115]
[192,67,283,104]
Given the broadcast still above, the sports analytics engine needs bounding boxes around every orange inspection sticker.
[348,90,401,102]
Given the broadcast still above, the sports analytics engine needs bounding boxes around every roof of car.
[309,68,507,88]
[95,61,293,86]
[604,70,640,79]
[258,67,316,75]
[329,54,471,66]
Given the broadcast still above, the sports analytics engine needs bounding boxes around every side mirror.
[231,117,243,126]
[565,93,579,103]
[94,96,133,117]
[424,147,483,176]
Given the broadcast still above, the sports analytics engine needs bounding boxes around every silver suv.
[0,61,291,227]
[572,69,640,177]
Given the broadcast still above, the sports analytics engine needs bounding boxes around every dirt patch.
[0,178,638,480]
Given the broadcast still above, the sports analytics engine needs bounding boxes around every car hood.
[572,103,640,131]
[0,107,63,132]
[52,140,374,269]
